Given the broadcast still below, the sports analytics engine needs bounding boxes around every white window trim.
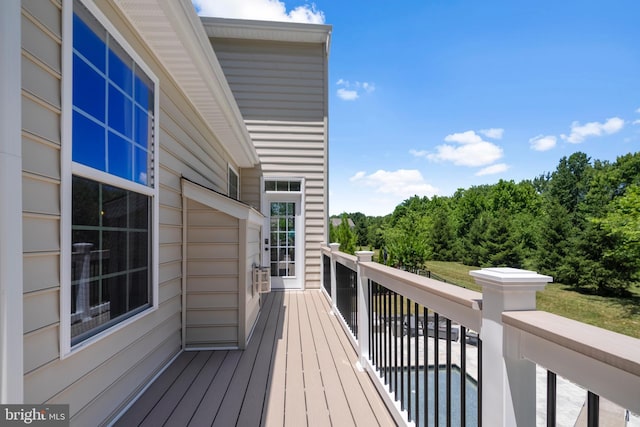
[0,0,24,402]
[60,0,160,358]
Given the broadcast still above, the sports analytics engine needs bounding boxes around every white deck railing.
[321,244,640,427]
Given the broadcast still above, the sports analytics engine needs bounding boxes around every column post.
[329,243,340,312]
[355,251,373,365]
[471,267,552,427]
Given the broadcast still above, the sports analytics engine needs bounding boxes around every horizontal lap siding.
[21,1,240,424]
[213,38,328,289]
[186,200,240,349]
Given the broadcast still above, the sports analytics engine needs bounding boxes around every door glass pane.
[270,202,295,277]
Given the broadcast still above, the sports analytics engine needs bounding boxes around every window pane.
[106,273,129,318]
[290,181,301,191]
[72,111,106,171]
[134,72,152,111]
[108,48,133,93]
[102,184,128,228]
[72,176,100,226]
[265,180,275,191]
[103,231,127,274]
[133,146,149,185]
[108,131,133,181]
[129,192,150,229]
[134,106,149,147]
[130,231,149,269]
[73,12,105,70]
[71,176,152,344]
[73,56,105,121]
[108,84,133,138]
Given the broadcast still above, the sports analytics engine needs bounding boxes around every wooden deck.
[114,290,396,426]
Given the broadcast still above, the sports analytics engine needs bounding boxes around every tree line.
[330,151,640,296]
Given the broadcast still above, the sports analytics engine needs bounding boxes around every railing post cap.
[470,267,552,291]
[355,251,374,262]
[329,242,340,251]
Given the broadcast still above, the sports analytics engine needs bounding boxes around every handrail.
[360,260,482,332]
[503,310,640,414]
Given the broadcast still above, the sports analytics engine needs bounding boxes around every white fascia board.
[201,16,332,45]
[182,178,264,226]
[113,0,259,168]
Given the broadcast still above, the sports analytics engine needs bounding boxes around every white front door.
[265,194,303,289]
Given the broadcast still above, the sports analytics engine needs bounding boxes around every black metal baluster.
[588,392,599,427]
[434,312,440,426]
[393,291,398,397]
[446,319,452,427]
[415,302,420,427]
[424,307,429,427]
[385,288,390,385]
[461,326,467,427]
[477,338,482,427]
[400,295,404,407]
[547,371,556,427]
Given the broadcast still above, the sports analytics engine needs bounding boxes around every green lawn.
[424,261,640,339]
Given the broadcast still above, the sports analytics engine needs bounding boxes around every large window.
[68,0,157,346]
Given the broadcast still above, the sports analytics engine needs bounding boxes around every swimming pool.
[397,365,478,427]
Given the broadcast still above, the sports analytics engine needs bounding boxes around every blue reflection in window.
[73,55,105,121]
[109,50,133,93]
[134,146,149,185]
[73,11,154,187]
[108,84,133,138]
[73,111,105,171]
[134,106,148,147]
[73,13,105,70]
[108,131,133,181]
[134,75,150,111]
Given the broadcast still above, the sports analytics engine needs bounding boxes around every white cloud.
[350,169,438,199]
[336,79,375,101]
[529,135,557,151]
[349,171,366,181]
[192,0,325,24]
[337,88,358,101]
[427,130,503,167]
[479,128,504,139]
[636,107,640,114]
[409,149,429,158]
[560,117,625,144]
[475,163,509,176]
[634,119,640,126]
[444,130,483,145]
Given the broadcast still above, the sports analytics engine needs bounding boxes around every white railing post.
[329,243,340,312]
[471,267,552,427]
[356,251,373,366]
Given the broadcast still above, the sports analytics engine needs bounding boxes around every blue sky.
[194,0,640,216]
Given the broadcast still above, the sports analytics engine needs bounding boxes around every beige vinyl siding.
[212,38,328,289]
[20,1,245,424]
[185,199,240,349]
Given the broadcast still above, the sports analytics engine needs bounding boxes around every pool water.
[396,365,478,427]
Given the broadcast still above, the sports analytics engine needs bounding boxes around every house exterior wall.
[185,199,240,349]
[211,37,329,289]
[20,1,248,424]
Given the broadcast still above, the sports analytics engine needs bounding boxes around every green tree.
[329,214,357,254]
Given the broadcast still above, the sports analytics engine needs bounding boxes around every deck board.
[114,290,397,426]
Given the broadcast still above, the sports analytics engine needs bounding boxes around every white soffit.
[113,0,259,167]
[201,17,332,46]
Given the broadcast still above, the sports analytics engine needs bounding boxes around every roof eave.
[113,0,259,168]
